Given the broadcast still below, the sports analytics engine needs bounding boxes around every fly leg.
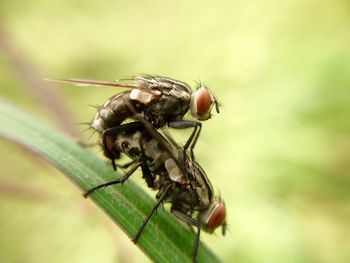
[115,160,136,169]
[168,120,202,160]
[171,208,201,263]
[132,183,172,243]
[83,161,142,197]
[102,122,144,170]
[138,135,155,188]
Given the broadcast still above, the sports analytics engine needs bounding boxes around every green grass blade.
[0,100,221,263]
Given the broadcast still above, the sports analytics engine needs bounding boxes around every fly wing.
[161,129,183,156]
[45,78,162,96]
[135,75,192,94]
[45,78,138,88]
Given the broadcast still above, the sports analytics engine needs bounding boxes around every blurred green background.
[0,0,349,262]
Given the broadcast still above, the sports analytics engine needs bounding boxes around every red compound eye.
[195,87,212,115]
[207,202,226,229]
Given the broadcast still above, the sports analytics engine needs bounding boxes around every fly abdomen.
[91,91,143,133]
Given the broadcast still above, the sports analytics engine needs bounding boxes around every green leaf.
[0,100,221,263]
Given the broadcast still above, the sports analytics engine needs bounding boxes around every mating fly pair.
[48,75,220,169]
[48,75,225,262]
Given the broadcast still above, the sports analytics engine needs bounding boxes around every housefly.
[84,118,226,263]
[46,75,220,167]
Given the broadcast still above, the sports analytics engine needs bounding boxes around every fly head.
[198,197,226,234]
[190,85,220,120]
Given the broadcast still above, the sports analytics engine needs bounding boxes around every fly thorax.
[143,111,167,128]
[169,88,191,102]
[195,186,210,207]
[148,95,189,117]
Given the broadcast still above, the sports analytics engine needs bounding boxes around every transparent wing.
[45,78,161,95]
